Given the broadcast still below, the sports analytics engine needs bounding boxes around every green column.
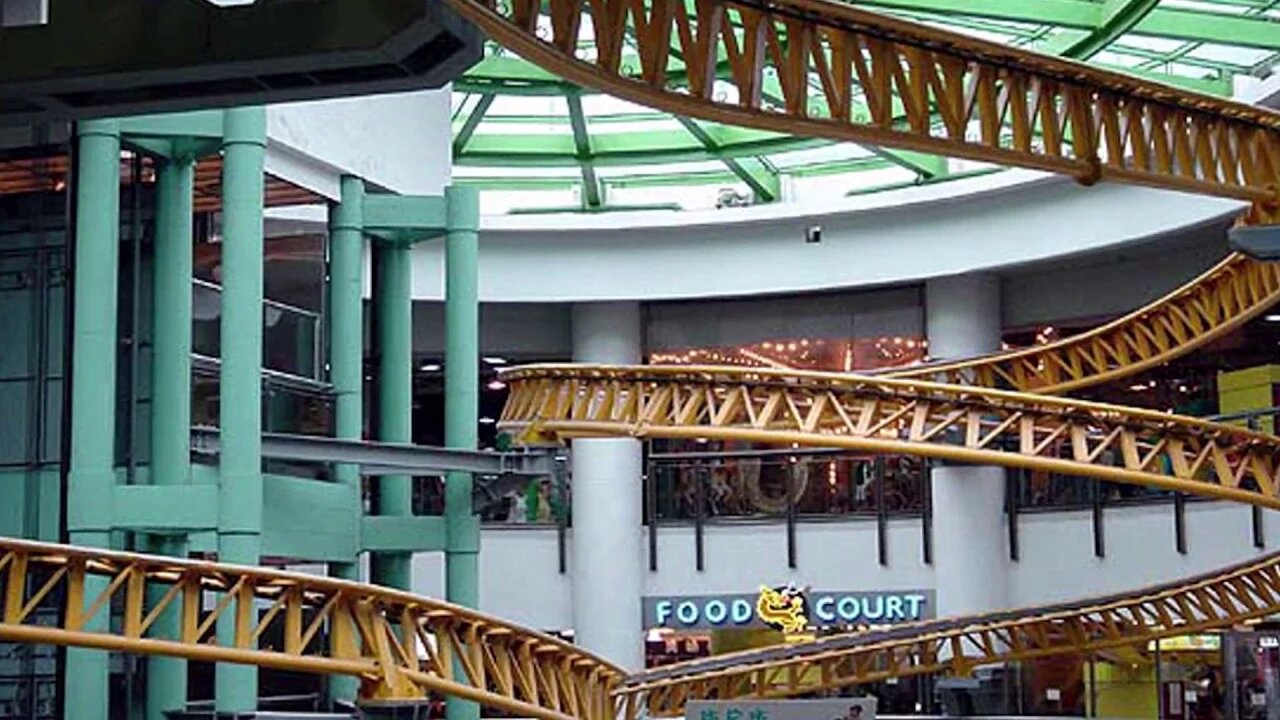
[147,154,195,720]
[64,118,121,720]
[327,175,365,707]
[372,239,413,590]
[444,186,481,720]
[216,106,266,715]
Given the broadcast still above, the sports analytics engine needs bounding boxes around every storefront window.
[649,447,925,521]
[647,286,925,373]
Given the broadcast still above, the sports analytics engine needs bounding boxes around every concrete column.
[570,302,644,670]
[216,106,267,714]
[64,118,121,720]
[925,274,1008,618]
[372,239,413,590]
[444,187,481,720]
[146,154,195,720]
[326,176,365,707]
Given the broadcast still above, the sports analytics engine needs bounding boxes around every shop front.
[643,586,936,712]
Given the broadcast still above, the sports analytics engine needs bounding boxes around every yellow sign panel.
[1146,635,1221,652]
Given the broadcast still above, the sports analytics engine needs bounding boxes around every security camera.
[805,225,822,244]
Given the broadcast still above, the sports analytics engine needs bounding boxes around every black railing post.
[1007,468,1020,562]
[875,457,888,567]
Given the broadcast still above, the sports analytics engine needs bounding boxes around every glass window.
[647,286,925,372]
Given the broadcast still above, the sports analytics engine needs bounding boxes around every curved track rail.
[444,0,1280,223]
[616,549,1280,717]
[882,252,1280,393]
[0,539,622,720]
[9,0,1280,717]
[499,364,1280,509]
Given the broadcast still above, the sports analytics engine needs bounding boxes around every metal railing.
[192,278,323,382]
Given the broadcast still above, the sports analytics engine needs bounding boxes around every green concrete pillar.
[372,237,413,590]
[216,106,266,715]
[64,118,121,720]
[147,154,195,720]
[326,175,365,707]
[444,185,481,720]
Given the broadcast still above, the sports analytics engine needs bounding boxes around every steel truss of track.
[614,551,1280,718]
[500,364,1280,508]
[883,253,1280,393]
[0,540,621,720]
[445,0,1280,222]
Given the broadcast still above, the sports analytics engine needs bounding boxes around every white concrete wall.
[265,88,452,199]
[410,172,1242,303]
[1001,228,1228,328]
[411,502,1280,631]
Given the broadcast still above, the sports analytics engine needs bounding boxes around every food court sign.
[644,586,934,631]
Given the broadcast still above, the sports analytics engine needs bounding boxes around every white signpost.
[685,697,877,720]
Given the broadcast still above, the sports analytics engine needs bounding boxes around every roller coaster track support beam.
[65,117,121,720]
[217,105,268,715]
[328,175,367,707]
[148,141,197,720]
[444,186,482,720]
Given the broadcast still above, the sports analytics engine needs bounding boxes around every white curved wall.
[411,172,1241,303]
[411,501,1279,632]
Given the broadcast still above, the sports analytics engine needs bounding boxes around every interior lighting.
[479,417,496,425]
[419,363,441,372]
[487,380,506,390]
[1267,315,1280,323]
[483,356,507,365]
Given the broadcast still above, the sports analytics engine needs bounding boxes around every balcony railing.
[192,278,322,382]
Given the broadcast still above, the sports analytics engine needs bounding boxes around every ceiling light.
[488,380,507,390]
[479,417,496,425]
[484,356,507,365]
[1266,315,1280,323]
[419,363,441,372]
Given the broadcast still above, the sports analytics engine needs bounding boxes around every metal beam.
[452,93,494,159]
[1060,0,1170,60]
[190,427,555,476]
[566,91,603,208]
[675,115,780,201]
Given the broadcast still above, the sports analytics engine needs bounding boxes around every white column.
[570,302,645,670]
[926,274,1009,618]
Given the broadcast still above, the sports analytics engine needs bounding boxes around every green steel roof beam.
[452,93,495,160]
[983,0,1160,60]
[864,148,947,179]
[566,91,603,208]
[675,115,780,202]
[847,0,1280,50]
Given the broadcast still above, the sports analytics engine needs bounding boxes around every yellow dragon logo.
[756,584,809,633]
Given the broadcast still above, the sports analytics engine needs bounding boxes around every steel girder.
[615,550,1280,718]
[444,0,1280,222]
[498,363,1280,508]
[0,539,622,720]
[883,253,1280,393]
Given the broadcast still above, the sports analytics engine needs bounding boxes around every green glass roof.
[452,0,1280,214]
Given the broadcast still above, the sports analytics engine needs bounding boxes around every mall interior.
[5,0,1280,719]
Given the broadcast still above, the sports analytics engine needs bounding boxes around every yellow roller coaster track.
[9,1,1280,718]
[0,539,622,720]
[500,364,1280,509]
[883,253,1280,393]
[443,0,1280,224]
[615,549,1280,717]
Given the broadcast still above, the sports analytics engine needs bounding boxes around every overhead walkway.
[4,0,1280,719]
